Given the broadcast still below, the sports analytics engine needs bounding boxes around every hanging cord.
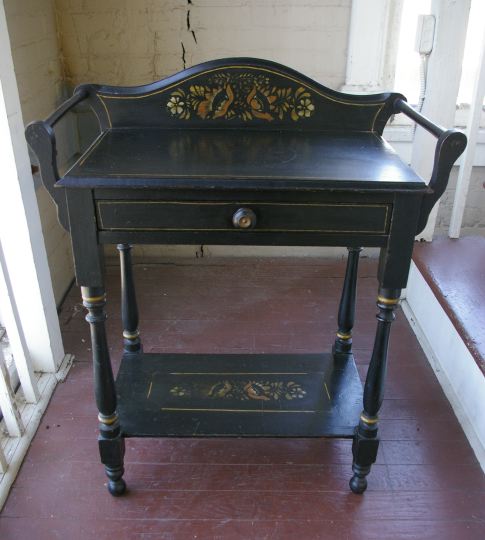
[413,53,429,135]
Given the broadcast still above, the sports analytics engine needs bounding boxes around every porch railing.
[0,318,72,508]
[448,28,485,238]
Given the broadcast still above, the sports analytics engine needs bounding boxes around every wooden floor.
[0,257,484,539]
[414,235,485,374]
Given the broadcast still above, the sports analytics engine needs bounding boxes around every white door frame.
[0,0,64,373]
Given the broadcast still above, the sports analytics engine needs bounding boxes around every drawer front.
[97,201,391,234]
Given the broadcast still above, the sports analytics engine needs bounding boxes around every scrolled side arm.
[393,98,467,234]
[25,89,89,230]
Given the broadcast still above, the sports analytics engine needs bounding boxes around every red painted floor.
[414,235,485,375]
[0,257,484,539]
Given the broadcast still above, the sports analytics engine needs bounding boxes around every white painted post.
[448,31,485,238]
[343,0,403,93]
[0,2,64,372]
[0,444,7,473]
[0,242,39,404]
[0,346,24,438]
[412,0,470,241]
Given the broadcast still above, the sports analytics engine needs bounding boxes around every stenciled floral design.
[165,71,315,122]
[166,90,190,120]
[294,88,315,118]
[284,381,307,400]
[169,385,190,397]
[168,379,307,402]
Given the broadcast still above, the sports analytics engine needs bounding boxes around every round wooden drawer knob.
[232,208,257,229]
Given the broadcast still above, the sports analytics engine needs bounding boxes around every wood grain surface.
[1,258,483,539]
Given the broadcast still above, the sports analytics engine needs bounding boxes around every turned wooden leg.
[117,244,141,353]
[349,287,400,494]
[82,286,126,496]
[333,247,362,358]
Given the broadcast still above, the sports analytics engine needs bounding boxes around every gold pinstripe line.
[98,173,402,182]
[82,294,106,303]
[167,372,309,376]
[96,201,390,235]
[98,414,117,425]
[96,65,387,128]
[77,130,109,166]
[160,407,318,413]
[377,296,400,305]
[360,414,379,425]
[97,94,112,128]
[98,66,387,106]
[97,201,389,207]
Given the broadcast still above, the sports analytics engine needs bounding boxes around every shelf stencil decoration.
[169,379,307,401]
[166,71,315,122]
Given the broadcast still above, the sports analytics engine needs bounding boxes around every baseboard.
[103,244,381,263]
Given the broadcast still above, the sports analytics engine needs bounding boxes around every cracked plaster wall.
[55,0,351,89]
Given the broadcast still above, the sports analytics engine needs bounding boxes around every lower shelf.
[116,352,362,438]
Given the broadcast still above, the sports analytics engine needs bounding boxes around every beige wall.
[4,0,62,122]
[4,0,75,304]
[55,0,351,89]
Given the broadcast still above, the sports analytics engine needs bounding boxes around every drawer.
[96,201,391,234]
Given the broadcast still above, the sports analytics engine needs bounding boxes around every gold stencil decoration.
[168,380,307,401]
[169,386,190,397]
[165,72,315,122]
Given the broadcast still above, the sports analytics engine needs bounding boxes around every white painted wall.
[0,0,65,372]
[3,0,75,305]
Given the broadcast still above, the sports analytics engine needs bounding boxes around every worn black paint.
[97,200,390,234]
[116,353,362,438]
[117,244,141,354]
[350,289,401,494]
[81,286,126,496]
[334,247,362,357]
[61,130,424,191]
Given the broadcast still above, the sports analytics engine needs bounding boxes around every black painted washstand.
[25,58,466,496]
